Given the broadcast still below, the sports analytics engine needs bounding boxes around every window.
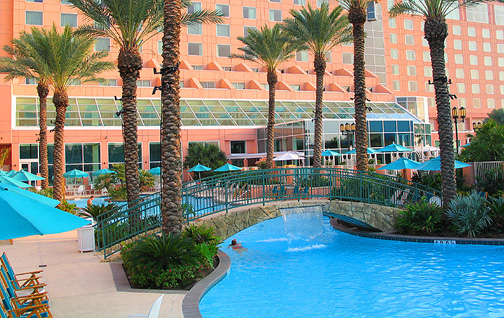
[482,29,490,38]
[270,0,281,2]
[158,41,162,54]
[392,65,399,75]
[61,13,77,27]
[498,30,504,40]
[216,4,229,17]
[367,2,377,21]
[408,81,417,92]
[496,6,504,26]
[455,69,464,79]
[423,51,430,62]
[486,84,494,94]
[501,71,504,81]
[393,80,400,91]
[27,0,43,2]
[95,38,110,52]
[233,83,245,89]
[498,44,504,53]
[407,65,416,76]
[316,0,328,7]
[483,43,491,52]
[467,27,476,37]
[390,34,397,44]
[65,143,101,174]
[473,98,481,108]
[468,41,477,51]
[457,83,465,93]
[188,42,202,56]
[342,52,353,64]
[26,11,42,25]
[469,55,478,65]
[406,50,415,60]
[499,58,504,67]
[61,0,72,4]
[446,5,460,20]
[291,84,301,91]
[452,25,461,35]
[269,9,282,21]
[404,19,413,30]
[293,0,305,4]
[471,84,480,94]
[137,80,150,87]
[216,24,230,37]
[230,141,246,154]
[454,54,463,64]
[188,2,202,13]
[217,44,230,57]
[201,82,215,88]
[391,49,398,59]
[25,78,37,85]
[99,79,117,86]
[296,50,309,62]
[243,7,256,19]
[486,70,493,80]
[243,26,257,37]
[425,82,434,92]
[193,65,204,70]
[466,4,489,23]
[389,18,396,28]
[488,99,496,108]
[471,70,479,79]
[424,67,432,77]
[405,34,414,45]
[108,143,142,168]
[188,23,202,35]
[453,39,462,50]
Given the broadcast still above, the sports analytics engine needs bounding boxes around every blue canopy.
[147,167,161,175]
[321,150,341,156]
[12,170,46,182]
[63,169,89,178]
[0,175,32,188]
[346,148,378,154]
[188,164,212,172]
[377,157,420,171]
[6,170,18,177]
[0,183,59,207]
[0,186,90,240]
[377,143,412,153]
[92,168,117,176]
[214,164,242,172]
[461,143,470,148]
[415,157,471,171]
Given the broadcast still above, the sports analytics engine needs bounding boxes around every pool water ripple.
[200,216,504,318]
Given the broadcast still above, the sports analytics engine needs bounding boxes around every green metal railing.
[95,167,439,258]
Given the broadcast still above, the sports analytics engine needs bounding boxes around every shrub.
[412,171,442,192]
[446,192,492,238]
[395,197,444,235]
[80,203,119,221]
[28,187,53,198]
[57,200,78,214]
[488,196,504,232]
[476,168,504,197]
[182,224,220,245]
[255,158,268,169]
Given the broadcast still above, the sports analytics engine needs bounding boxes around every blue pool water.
[68,196,114,208]
[200,215,504,318]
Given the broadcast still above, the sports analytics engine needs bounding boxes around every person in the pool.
[228,239,247,254]
[87,195,95,207]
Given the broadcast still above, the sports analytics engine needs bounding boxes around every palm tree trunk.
[52,90,68,202]
[425,19,456,209]
[313,54,326,168]
[353,22,369,172]
[266,70,278,169]
[161,0,183,234]
[118,48,142,206]
[37,83,49,189]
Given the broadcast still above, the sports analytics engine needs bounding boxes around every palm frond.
[182,9,223,25]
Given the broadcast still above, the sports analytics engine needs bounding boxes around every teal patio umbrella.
[188,163,212,180]
[345,148,378,154]
[63,169,89,178]
[214,164,242,172]
[0,182,59,207]
[147,167,161,175]
[377,157,420,170]
[415,157,471,171]
[0,175,32,188]
[376,143,411,153]
[0,186,90,240]
[6,170,18,177]
[321,150,341,156]
[12,170,45,182]
[92,168,117,176]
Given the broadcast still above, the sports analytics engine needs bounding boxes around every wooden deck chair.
[0,279,51,318]
[0,267,45,299]
[1,254,43,289]
[292,186,300,198]
[129,295,164,318]
[301,186,310,199]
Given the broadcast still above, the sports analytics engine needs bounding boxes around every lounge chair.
[301,186,310,199]
[129,295,164,318]
[1,253,44,289]
[292,186,300,198]
[0,267,45,299]
[0,279,51,318]
[269,185,278,197]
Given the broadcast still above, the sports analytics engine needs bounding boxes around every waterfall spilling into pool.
[280,206,324,241]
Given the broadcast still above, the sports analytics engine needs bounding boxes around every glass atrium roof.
[15,97,423,127]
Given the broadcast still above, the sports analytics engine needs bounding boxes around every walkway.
[0,231,185,318]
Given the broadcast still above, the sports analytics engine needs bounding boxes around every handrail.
[95,167,439,258]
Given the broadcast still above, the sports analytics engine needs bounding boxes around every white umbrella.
[273,151,305,161]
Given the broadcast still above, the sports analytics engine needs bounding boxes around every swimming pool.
[200,215,504,317]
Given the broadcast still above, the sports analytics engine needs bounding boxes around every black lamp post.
[340,122,356,151]
[452,106,466,153]
[472,122,482,131]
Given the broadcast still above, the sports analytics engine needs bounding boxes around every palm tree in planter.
[0,33,53,189]
[389,0,487,208]
[68,0,222,207]
[27,25,114,201]
[232,25,300,169]
[283,3,352,168]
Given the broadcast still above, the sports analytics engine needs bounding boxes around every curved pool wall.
[199,216,504,318]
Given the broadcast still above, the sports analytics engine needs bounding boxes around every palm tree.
[487,109,504,126]
[0,34,52,189]
[159,1,222,234]
[389,0,481,208]
[283,3,352,168]
[232,25,300,169]
[24,25,113,201]
[68,0,221,207]
[339,0,372,171]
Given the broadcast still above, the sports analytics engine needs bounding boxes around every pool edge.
[182,249,231,318]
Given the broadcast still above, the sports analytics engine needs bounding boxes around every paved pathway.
[0,231,185,318]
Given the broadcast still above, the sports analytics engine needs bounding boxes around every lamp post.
[340,122,356,151]
[452,106,466,153]
[472,122,482,131]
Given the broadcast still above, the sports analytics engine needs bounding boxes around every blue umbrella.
[415,157,471,171]
[461,143,470,148]
[377,157,420,170]
[321,150,341,156]
[188,164,212,173]
[0,183,59,207]
[346,148,378,154]
[147,167,161,175]
[6,170,18,177]
[0,186,90,240]
[377,143,412,153]
[214,164,242,172]
[0,175,32,188]
[12,170,45,182]
[0,170,6,175]
[92,168,117,177]
[63,169,89,178]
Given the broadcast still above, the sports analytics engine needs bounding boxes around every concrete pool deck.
[0,231,185,318]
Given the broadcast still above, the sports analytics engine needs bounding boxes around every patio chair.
[0,267,45,299]
[269,185,278,197]
[301,186,310,199]
[292,185,300,198]
[128,295,163,318]
[1,253,44,289]
[0,282,52,318]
